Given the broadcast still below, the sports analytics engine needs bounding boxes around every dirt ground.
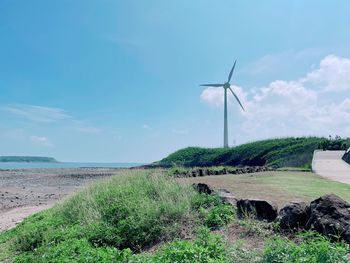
[0,168,120,231]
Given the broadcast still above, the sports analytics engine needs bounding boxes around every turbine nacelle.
[223,83,230,89]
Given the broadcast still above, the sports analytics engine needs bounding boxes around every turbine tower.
[200,61,245,148]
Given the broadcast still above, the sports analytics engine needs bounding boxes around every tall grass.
[0,169,234,262]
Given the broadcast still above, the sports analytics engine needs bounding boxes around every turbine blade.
[200,84,224,87]
[227,60,237,83]
[228,87,245,111]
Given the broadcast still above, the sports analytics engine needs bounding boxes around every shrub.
[192,193,235,229]
[205,204,235,229]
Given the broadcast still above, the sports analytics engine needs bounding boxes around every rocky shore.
[0,168,120,231]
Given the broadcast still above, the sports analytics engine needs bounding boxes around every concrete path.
[312,150,350,184]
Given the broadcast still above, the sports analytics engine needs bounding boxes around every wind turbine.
[200,60,245,148]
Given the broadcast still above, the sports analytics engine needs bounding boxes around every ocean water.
[0,162,145,169]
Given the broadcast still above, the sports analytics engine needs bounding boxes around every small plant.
[205,204,235,229]
[192,193,235,229]
[118,228,231,263]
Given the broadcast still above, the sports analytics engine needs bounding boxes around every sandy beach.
[0,168,120,231]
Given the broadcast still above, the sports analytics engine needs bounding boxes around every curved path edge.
[312,150,350,185]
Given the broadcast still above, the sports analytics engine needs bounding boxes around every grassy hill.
[0,156,58,163]
[154,137,350,168]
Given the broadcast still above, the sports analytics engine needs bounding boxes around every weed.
[263,231,350,263]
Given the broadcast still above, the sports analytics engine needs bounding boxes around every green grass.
[1,169,350,262]
[0,170,234,262]
[179,171,350,207]
[153,137,350,168]
[263,232,350,263]
[118,228,231,262]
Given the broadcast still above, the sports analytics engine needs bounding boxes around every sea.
[0,162,145,170]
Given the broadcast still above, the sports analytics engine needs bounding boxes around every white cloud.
[2,104,101,134]
[302,55,350,91]
[200,87,224,107]
[143,124,152,130]
[3,104,71,123]
[200,55,350,140]
[200,85,247,111]
[30,135,53,147]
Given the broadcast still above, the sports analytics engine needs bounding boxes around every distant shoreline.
[0,162,146,170]
[0,156,58,163]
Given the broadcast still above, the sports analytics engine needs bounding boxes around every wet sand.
[0,168,120,231]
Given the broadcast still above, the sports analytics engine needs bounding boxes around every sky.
[1,1,350,162]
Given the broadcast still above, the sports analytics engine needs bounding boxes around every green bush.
[118,228,230,263]
[263,232,350,263]
[205,204,235,229]
[192,193,235,229]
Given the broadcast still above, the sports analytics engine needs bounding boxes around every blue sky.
[1,1,350,162]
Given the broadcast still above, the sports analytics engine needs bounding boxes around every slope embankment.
[154,137,346,168]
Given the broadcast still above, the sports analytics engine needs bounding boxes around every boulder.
[278,202,309,230]
[306,194,350,243]
[192,183,213,195]
[216,189,237,206]
[237,199,278,222]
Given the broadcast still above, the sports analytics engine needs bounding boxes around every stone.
[192,183,213,195]
[216,189,237,206]
[278,202,308,230]
[306,194,350,243]
[237,199,278,222]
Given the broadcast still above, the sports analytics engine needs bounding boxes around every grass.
[0,169,234,262]
[178,171,350,207]
[153,137,350,168]
[1,169,349,262]
[263,232,350,263]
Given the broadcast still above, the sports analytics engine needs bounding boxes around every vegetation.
[0,156,58,163]
[154,136,350,168]
[1,169,349,262]
[117,228,231,262]
[0,170,233,262]
[263,232,350,263]
[180,171,350,207]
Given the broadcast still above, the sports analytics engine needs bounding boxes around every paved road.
[312,150,350,184]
